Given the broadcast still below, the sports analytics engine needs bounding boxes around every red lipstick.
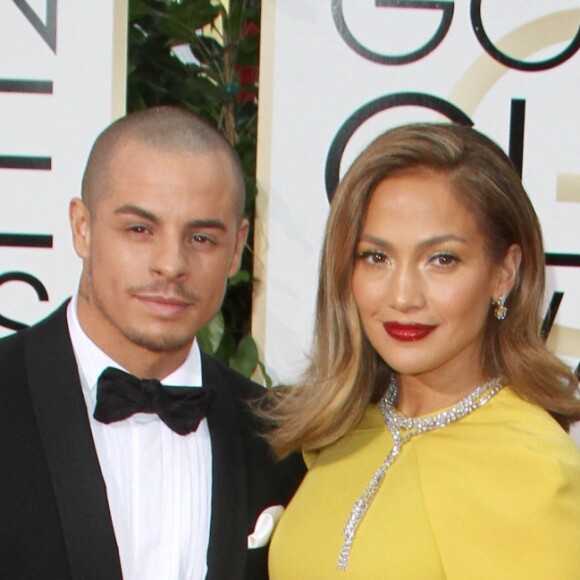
[383,322,436,342]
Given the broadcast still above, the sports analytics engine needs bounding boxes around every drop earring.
[494,294,508,320]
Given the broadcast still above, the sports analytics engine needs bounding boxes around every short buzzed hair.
[81,106,246,219]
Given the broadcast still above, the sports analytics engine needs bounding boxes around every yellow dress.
[269,388,580,579]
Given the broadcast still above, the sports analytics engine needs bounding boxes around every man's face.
[70,139,247,373]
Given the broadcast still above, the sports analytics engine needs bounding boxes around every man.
[0,107,304,579]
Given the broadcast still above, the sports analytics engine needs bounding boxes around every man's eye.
[129,225,150,234]
[191,234,216,245]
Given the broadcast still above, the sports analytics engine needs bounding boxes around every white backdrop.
[0,0,127,336]
[254,0,580,388]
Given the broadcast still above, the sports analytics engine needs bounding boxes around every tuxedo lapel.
[203,354,249,580]
[24,303,122,580]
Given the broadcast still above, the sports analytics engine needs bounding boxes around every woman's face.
[351,170,515,386]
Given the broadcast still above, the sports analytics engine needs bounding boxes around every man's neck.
[75,298,193,380]
[103,345,190,381]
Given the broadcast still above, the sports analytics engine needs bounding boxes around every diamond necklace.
[337,376,504,571]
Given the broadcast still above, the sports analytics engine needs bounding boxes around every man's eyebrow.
[185,219,227,231]
[114,204,159,224]
[113,205,227,231]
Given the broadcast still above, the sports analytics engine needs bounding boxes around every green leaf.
[129,0,163,19]
[163,1,220,38]
[256,360,273,388]
[213,326,236,362]
[228,269,251,287]
[197,311,225,354]
[229,334,259,377]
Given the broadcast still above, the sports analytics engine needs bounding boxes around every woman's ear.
[493,244,522,300]
[69,197,91,260]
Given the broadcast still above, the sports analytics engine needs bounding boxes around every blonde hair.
[262,123,580,458]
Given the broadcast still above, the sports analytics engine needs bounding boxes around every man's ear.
[69,198,91,260]
[492,244,522,300]
[229,218,249,277]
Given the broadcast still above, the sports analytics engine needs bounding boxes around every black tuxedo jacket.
[0,303,305,579]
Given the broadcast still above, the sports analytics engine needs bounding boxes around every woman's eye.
[431,253,458,267]
[359,251,388,264]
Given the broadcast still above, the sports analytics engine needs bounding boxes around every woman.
[264,123,580,578]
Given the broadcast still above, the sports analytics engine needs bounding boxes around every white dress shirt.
[67,295,212,580]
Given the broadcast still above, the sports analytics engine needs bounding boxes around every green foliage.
[127,0,264,380]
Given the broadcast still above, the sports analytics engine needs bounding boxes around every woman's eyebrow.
[358,233,468,249]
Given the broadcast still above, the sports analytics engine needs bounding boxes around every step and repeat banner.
[0,0,127,336]
[254,1,580,385]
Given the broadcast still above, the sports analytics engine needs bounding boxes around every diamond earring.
[494,294,508,320]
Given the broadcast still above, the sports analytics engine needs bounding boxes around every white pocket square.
[247,505,285,549]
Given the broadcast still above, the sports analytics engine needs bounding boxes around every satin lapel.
[203,354,248,580]
[25,303,122,580]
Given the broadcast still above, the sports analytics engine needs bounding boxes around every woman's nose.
[387,264,425,312]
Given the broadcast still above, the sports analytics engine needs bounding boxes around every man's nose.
[150,234,188,281]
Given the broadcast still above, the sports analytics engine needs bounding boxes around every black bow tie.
[94,367,212,435]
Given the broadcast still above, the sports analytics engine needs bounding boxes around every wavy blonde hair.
[261,123,580,458]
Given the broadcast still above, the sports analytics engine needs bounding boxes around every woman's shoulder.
[424,387,580,505]
[476,387,580,457]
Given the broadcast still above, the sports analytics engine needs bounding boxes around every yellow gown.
[269,388,580,579]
